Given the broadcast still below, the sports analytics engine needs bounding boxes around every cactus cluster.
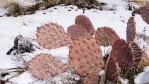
[67,24,88,40]
[28,54,69,80]
[139,6,149,24]
[36,22,71,50]
[95,27,120,46]
[69,36,104,76]
[126,17,136,42]
[26,14,149,83]
[110,39,142,68]
[75,15,95,35]
[105,39,143,83]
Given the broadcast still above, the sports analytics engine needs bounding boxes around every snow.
[135,66,149,84]
[120,77,129,84]
[0,0,149,83]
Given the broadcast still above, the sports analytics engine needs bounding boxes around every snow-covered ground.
[0,0,149,84]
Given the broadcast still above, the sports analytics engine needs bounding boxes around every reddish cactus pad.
[139,6,149,24]
[69,36,104,76]
[95,27,120,46]
[126,17,136,42]
[67,24,88,40]
[105,57,120,83]
[111,39,133,68]
[75,15,95,35]
[28,54,69,80]
[82,73,100,84]
[36,22,71,50]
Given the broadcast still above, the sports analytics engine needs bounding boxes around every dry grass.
[5,2,24,16]
[128,0,149,6]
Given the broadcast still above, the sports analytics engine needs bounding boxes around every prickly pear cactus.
[111,39,133,68]
[126,17,136,42]
[105,57,120,84]
[28,54,69,80]
[111,40,143,83]
[82,73,100,84]
[69,36,104,76]
[139,6,149,24]
[75,15,95,35]
[121,42,142,83]
[95,27,120,46]
[67,24,88,40]
[111,40,142,68]
[36,22,71,50]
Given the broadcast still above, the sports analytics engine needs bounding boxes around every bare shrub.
[5,2,24,16]
[42,0,61,8]
[75,0,102,9]
[63,0,75,5]
[6,35,35,55]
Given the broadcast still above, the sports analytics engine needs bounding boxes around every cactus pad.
[75,15,95,35]
[67,24,88,40]
[126,17,136,42]
[36,22,71,50]
[82,73,100,84]
[111,39,133,68]
[139,6,149,24]
[130,42,142,65]
[105,57,120,84]
[95,27,120,46]
[28,54,69,80]
[69,36,104,76]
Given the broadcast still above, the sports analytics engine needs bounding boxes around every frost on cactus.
[36,22,71,50]
[28,54,69,80]
[95,27,120,46]
[67,24,88,40]
[105,57,120,84]
[111,39,133,68]
[139,6,149,24]
[82,73,100,84]
[69,36,104,76]
[126,17,136,42]
[75,15,95,35]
